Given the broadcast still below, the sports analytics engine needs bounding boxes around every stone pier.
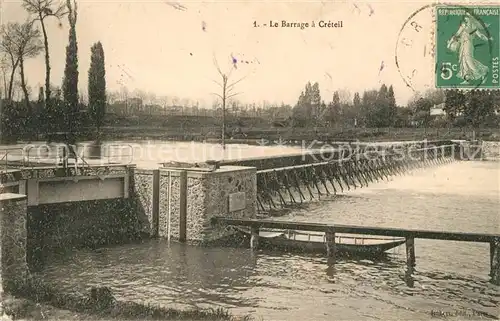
[0,193,28,293]
[159,166,257,244]
[136,165,257,244]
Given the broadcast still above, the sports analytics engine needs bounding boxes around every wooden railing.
[211,217,500,285]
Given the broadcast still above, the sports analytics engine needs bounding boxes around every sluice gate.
[256,144,457,212]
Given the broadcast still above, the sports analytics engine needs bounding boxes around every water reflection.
[38,240,261,309]
[404,267,415,288]
[325,257,336,281]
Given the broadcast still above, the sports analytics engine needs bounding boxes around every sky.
[1,0,471,107]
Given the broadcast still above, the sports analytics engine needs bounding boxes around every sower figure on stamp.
[447,12,493,84]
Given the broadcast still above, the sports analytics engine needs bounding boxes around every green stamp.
[435,6,500,89]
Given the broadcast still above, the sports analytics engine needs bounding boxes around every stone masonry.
[0,193,28,293]
[133,169,156,236]
[157,166,257,244]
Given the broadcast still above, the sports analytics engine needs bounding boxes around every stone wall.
[0,194,28,292]
[25,167,152,270]
[27,197,145,269]
[1,163,256,274]
[132,169,156,236]
[158,171,180,239]
[158,166,257,244]
[203,167,257,242]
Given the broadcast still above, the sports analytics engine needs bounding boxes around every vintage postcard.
[0,0,499,320]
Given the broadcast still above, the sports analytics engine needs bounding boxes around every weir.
[255,144,457,211]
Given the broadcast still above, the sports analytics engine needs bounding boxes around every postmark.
[435,5,499,89]
[395,4,436,92]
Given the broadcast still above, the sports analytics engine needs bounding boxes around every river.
[33,140,499,320]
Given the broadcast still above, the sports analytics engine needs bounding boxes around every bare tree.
[15,21,43,113]
[132,89,145,100]
[158,95,169,106]
[0,24,20,102]
[337,89,352,105]
[119,85,129,114]
[0,54,8,99]
[146,91,157,105]
[180,97,190,107]
[211,54,248,149]
[157,95,169,115]
[12,80,23,101]
[106,90,119,105]
[171,96,179,106]
[0,20,42,135]
[23,0,67,104]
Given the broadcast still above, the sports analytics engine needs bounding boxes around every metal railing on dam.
[0,143,134,172]
[255,144,458,211]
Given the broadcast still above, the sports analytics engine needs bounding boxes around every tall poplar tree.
[62,0,78,140]
[88,41,106,134]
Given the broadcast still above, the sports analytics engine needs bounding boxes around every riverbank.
[1,278,253,321]
[97,126,500,144]
[4,113,499,144]
[96,114,500,142]
[2,295,252,321]
[2,295,97,320]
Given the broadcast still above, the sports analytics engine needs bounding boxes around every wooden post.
[152,169,160,237]
[325,229,336,261]
[62,147,68,170]
[179,170,187,243]
[490,237,500,285]
[406,237,416,270]
[250,227,259,250]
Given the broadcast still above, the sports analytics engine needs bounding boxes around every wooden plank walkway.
[211,218,499,242]
[211,217,500,285]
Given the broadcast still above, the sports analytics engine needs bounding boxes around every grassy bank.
[97,125,500,143]
[94,113,500,142]
[5,112,500,144]
[2,277,253,321]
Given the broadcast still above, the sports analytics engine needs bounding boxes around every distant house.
[144,104,163,115]
[165,105,183,115]
[430,103,446,116]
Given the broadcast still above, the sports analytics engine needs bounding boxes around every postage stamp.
[435,5,500,89]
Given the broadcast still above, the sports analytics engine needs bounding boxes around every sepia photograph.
[0,0,499,320]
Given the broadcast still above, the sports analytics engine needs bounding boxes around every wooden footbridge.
[211,217,500,285]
